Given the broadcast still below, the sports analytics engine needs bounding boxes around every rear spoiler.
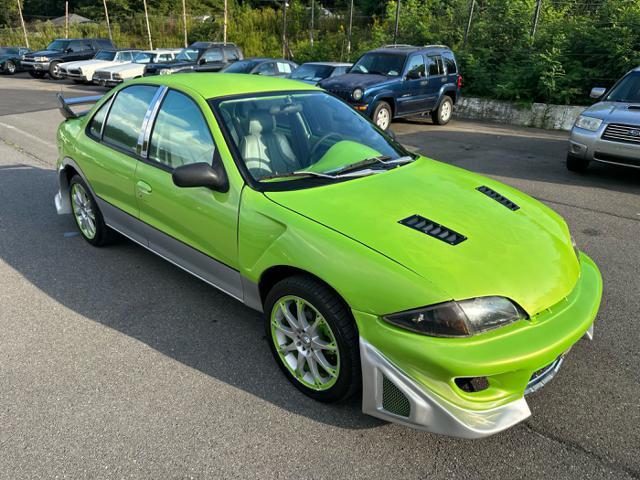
[57,93,103,120]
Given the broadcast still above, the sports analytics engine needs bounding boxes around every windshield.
[133,52,154,63]
[213,92,410,187]
[350,53,405,76]
[291,64,333,81]
[46,40,70,51]
[605,71,640,103]
[222,60,259,73]
[176,48,199,61]
[94,50,116,61]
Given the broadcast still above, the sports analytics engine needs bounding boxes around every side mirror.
[172,162,228,192]
[590,87,606,99]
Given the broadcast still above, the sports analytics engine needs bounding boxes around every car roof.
[129,72,319,99]
[189,42,238,48]
[142,49,181,54]
[369,44,453,55]
[302,62,352,67]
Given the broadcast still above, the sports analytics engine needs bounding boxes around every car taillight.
[457,75,463,88]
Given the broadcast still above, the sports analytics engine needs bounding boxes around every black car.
[21,38,114,80]
[143,42,243,76]
[220,58,298,77]
[0,46,31,74]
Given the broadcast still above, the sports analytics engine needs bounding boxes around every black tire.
[264,275,361,403]
[28,70,46,79]
[566,153,590,173]
[3,60,16,75]
[49,61,62,80]
[68,175,116,247]
[431,95,453,125]
[371,101,392,131]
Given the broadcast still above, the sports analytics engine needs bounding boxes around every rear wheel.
[28,70,46,79]
[69,175,116,246]
[566,153,590,173]
[3,60,16,74]
[264,275,361,403]
[371,101,392,131]
[431,96,453,125]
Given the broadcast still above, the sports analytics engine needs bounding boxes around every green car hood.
[264,158,580,316]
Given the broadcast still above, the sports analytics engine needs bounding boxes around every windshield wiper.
[261,170,336,181]
[329,155,414,175]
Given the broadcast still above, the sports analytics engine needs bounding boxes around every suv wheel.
[69,175,116,246]
[372,101,392,131]
[3,60,16,74]
[432,96,453,125]
[49,61,62,80]
[264,275,361,403]
[28,70,46,79]
[566,153,590,173]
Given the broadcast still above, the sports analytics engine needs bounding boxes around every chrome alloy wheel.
[441,100,452,122]
[71,183,97,239]
[376,107,390,130]
[270,296,340,391]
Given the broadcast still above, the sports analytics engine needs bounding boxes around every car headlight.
[575,115,603,131]
[159,68,172,75]
[352,88,364,101]
[34,56,49,62]
[383,296,528,337]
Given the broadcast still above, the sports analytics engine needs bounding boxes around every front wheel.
[3,60,16,74]
[69,175,116,246]
[431,96,453,125]
[371,101,392,131]
[566,153,590,173]
[264,275,361,403]
[49,61,62,80]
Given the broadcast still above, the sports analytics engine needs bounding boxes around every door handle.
[136,180,152,197]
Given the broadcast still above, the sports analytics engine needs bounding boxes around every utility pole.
[182,0,188,47]
[393,0,401,45]
[65,1,69,39]
[282,1,288,59]
[531,0,542,38]
[16,0,29,48]
[142,0,153,50]
[223,0,228,45]
[346,0,353,57]
[103,0,112,42]
[463,0,475,47]
[310,0,314,47]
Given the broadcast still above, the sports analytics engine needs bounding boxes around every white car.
[92,49,181,87]
[59,49,140,83]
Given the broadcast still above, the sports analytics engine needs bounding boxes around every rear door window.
[223,47,239,61]
[427,55,445,76]
[102,85,158,154]
[202,49,223,62]
[256,62,276,75]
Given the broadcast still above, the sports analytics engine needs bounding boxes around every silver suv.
[567,67,640,172]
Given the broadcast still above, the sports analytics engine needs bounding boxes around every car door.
[68,40,92,61]
[396,54,427,115]
[425,55,446,111]
[134,88,243,296]
[77,84,160,242]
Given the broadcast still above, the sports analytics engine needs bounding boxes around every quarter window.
[277,62,293,74]
[102,85,158,154]
[444,55,457,74]
[148,90,215,169]
[88,98,111,139]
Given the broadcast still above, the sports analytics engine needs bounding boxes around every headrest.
[248,111,275,135]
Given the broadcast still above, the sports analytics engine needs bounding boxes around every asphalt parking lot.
[1,72,639,479]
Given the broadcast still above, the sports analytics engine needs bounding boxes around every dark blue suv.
[319,45,461,130]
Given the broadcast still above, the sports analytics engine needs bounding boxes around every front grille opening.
[399,214,467,245]
[382,376,411,418]
[455,376,489,393]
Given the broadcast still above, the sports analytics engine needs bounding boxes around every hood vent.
[476,185,520,211]
[399,215,467,245]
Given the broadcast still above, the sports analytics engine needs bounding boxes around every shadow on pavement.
[0,163,383,431]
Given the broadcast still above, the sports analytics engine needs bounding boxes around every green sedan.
[55,74,602,438]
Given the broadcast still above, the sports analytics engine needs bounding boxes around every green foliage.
[1,0,639,105]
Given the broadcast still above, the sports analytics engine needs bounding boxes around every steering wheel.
[309,133,344,163]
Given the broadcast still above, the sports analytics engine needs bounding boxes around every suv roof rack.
[381,44,415,48]
[423,44,450,49]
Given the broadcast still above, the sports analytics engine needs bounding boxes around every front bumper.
[21,60,50,71]
[569,124,640,168]
[92,76,121,87]
[355,253,602,438]
[61,70,88,81]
